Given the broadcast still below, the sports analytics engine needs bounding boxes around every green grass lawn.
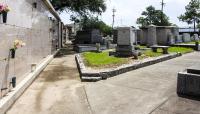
[168,47,194,54]
[83,52,129,67]
[139,47,193,59]
[83,47,194,68]
[139,50,163,59]
[137,45,147,49]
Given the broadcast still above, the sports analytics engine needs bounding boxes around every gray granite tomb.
[115,27,138,57]
[74,29,103,44]
[147,25,157,47]
[177,65,200,97]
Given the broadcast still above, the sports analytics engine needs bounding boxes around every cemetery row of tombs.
[73,25,199,69]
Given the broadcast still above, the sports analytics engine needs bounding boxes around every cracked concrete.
[6,50,200,114]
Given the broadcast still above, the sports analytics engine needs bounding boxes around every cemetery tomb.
[177,65,200,97]
[193,34,199,41]
[147,25,157,47]
[167,33,175,45]
[115,27,138,57]
[74,29,103,44]
[182,33,191,42]
[175,35,183,43]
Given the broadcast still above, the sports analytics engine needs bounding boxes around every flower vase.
[10,49,15,59]
[2,12,7,23]
[11,77,16,88]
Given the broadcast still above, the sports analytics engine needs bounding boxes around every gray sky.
[60,0,191,27]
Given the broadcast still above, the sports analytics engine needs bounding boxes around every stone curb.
[171,44,195,49]
[75,53,182,82]
[0,50,60,114]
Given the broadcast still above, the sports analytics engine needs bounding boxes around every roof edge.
[42,0,61,21]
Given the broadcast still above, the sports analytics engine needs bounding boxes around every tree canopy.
[136,6,171,27]
[50,0,106,21]
[178,0,200,30]
[80,16,112,36]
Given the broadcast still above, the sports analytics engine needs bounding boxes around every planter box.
[177,66,200,97]
[76,53,182,82]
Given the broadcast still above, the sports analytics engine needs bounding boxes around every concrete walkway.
[6,51,200,114]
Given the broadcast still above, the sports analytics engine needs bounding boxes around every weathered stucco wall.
[0,0,60,94]
[139,26,177,45]
[140,28,148,45]
[156,27,172,45]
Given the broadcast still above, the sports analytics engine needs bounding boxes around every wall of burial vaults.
[0,0,59,94]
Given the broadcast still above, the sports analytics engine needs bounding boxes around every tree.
[136,6,171,27]
[80,16,112,36]
[50,0,106,21]
[178,0,200,32]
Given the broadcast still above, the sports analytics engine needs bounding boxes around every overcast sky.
[60,0,191,27]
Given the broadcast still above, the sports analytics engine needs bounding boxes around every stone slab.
[74,45,107,53]
[155,96,200,114]
[187,65,200,74]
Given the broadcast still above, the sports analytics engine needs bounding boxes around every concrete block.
[177,67,200,97]
[177,73,187,95]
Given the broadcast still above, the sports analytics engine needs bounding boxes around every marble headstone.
[193,34,199,41]
[172,27,179,36]
[168,33,175,45]
[117,27,136,45]
[175,35,183,43]
[116,27,137,57]
[182,33,191,42]
[147,25,157,47]
[191,35,195,41]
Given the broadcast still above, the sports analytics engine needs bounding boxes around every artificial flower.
[3,5,10,12]
[13,40,26,50]
[0,4,4,12]
[0,4,10,13]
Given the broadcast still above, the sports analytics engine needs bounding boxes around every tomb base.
[116,45,138,58]
[177,66,200,97]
